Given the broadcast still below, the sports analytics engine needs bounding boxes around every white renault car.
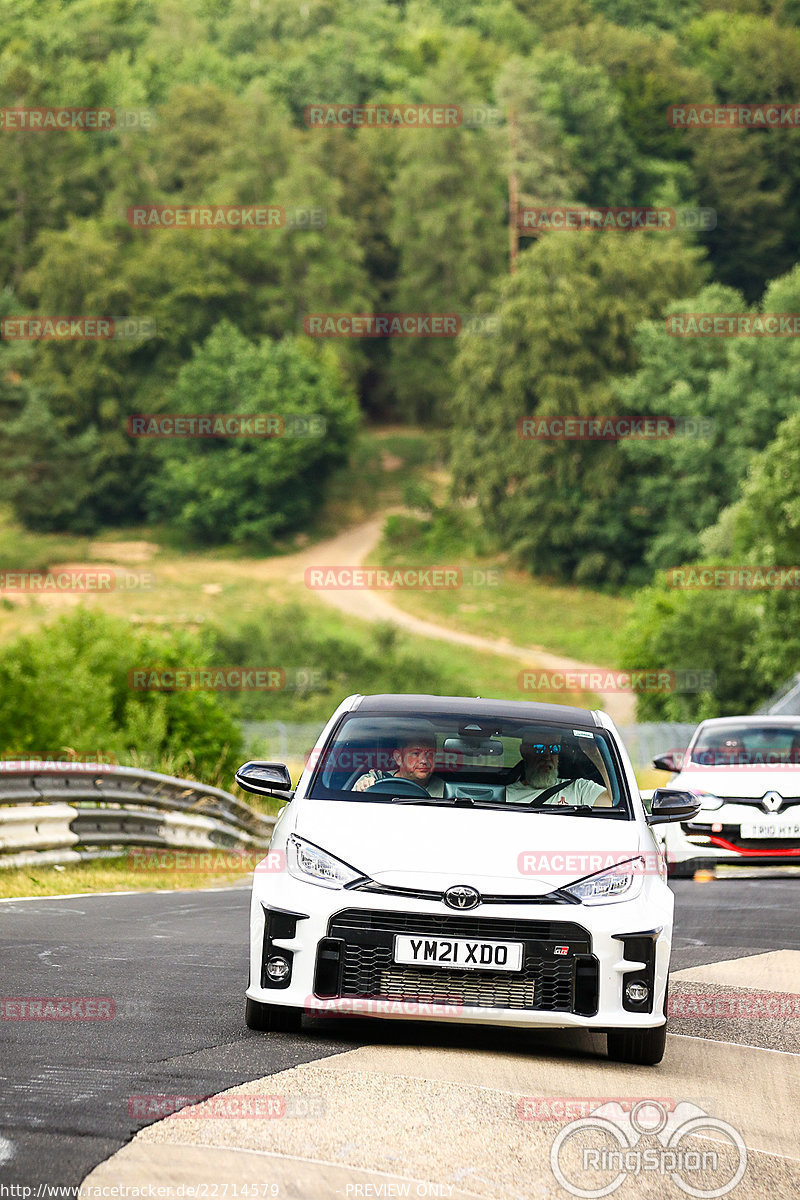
[236,694,699,1065]
[652,715,800,875]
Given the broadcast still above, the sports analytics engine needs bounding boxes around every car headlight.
[695,792,724,811]
[564,856,646,905]
[287,835,366,889]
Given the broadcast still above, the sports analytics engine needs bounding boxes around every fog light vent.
[625,980,650,1005]
[266,956,290,982]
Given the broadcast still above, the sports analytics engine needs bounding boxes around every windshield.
[307,711,630,816]
[689,722,800,766]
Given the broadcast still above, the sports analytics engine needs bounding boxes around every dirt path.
[46,516,634,723]
[272,517,635,725]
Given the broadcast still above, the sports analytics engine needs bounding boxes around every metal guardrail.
[0,763,276,869]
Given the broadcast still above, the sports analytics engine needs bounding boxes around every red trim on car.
[708,836,800,857]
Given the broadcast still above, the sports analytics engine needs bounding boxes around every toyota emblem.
[444,885,480,910]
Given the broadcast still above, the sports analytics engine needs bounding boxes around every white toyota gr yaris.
[236,694,699,1065]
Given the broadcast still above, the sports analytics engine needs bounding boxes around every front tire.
[607,980,668,1066]
[245,997,302,1033]
[607,1022,666,1066]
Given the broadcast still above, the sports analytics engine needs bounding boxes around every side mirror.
[652,750,684,773]
[235,760,294,799]
[646,788,701,825]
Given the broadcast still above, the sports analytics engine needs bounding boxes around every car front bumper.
[662,805,800,867]
[246,872,673,1030]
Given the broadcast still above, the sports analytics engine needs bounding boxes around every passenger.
[507,732,610,807]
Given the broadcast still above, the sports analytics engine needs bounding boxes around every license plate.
[741,821,800,839]
[393,934,523,972]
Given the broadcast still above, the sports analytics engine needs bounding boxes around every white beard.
[526,764,558,789]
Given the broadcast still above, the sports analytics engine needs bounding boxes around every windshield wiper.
[388,795,443,805]
[528,804,602,815]
[389,795,481,807]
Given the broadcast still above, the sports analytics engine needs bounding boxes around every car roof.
[695,716,800,728]
[350,693,601,727]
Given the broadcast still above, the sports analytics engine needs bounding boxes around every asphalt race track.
[1,877,799,1197]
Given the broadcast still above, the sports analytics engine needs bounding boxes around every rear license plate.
[741,821,800,839]
[393,934,523,972]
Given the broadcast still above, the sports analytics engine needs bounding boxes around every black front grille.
[331,909,586,942]
[323,908,597,1014]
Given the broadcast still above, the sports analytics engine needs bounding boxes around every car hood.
[293,799,643,892]
[674,766,800,799]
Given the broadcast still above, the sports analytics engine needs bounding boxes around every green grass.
[369,513,633,666]
[0,854,255,899]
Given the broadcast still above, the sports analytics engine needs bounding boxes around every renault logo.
[761,791,784,814]
[444,885,480,910]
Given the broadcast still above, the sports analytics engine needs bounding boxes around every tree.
[620,580,766,720]
[385,51,506,421]
[682,13,800,295]
[448,232,706,584]
[0,607,243,782]
[145,321,360,546]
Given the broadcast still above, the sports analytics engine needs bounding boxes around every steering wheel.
[364,777,432,797]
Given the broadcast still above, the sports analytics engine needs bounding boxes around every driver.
[507,732,611,807]
[352,722,444,796]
